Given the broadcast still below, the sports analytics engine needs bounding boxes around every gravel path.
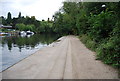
[2,36,118,79]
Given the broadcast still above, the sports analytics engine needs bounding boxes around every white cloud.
[1,0,64,20]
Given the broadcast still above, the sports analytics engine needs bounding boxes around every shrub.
[80,34,97,51]
[96,21,120,68]
[88,11,116,42]
[16,23,35,31]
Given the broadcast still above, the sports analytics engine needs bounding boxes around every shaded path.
[2,36,118,79]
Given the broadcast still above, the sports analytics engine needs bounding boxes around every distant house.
[0,24,12,29]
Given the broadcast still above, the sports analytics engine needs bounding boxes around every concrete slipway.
[1,36,119,79]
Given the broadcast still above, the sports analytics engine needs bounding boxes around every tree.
[18,12,21,18]
[0,16,7,25]
[12,17,18,29]
[6,12,12,25]
[16,23,25,31]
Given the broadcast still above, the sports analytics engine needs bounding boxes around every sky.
[0,0,64,20]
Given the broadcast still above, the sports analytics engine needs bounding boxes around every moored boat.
[26,31,34,35]
[0,32,10,36]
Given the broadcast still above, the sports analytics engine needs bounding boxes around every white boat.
[19,31,27,37]
[26,31,34,35]
[20,31,26,35]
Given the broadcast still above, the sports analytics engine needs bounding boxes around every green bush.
[96,36,120,67]
[80,35,97,51]
[88,11,116,42]
[96,21,120,68]
[16,23,25,31]
[16,23,35,31]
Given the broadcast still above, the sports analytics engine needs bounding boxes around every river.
[0,34,60,72]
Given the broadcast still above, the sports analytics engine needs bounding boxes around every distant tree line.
[0,12,54,33]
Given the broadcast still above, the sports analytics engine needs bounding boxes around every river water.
[0,34,60,72]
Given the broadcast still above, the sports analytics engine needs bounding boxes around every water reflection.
[0,34,60,72]
[1,34,60,51]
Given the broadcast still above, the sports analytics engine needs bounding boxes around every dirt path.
[2,36,118,79]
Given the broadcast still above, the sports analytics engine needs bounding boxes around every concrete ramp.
[2,36,118,79]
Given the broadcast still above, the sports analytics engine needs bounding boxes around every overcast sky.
[0,0,64,20]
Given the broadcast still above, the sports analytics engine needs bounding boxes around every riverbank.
[2,36,119,79]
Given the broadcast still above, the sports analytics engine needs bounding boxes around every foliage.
[39,21,54,33]
[96,36,120,67]
[0,16,7,25]
[96,21,120,67]
[88,11,116,42]
[80,34,97,51]
[6,12,12,25]
[16,23,35,31]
